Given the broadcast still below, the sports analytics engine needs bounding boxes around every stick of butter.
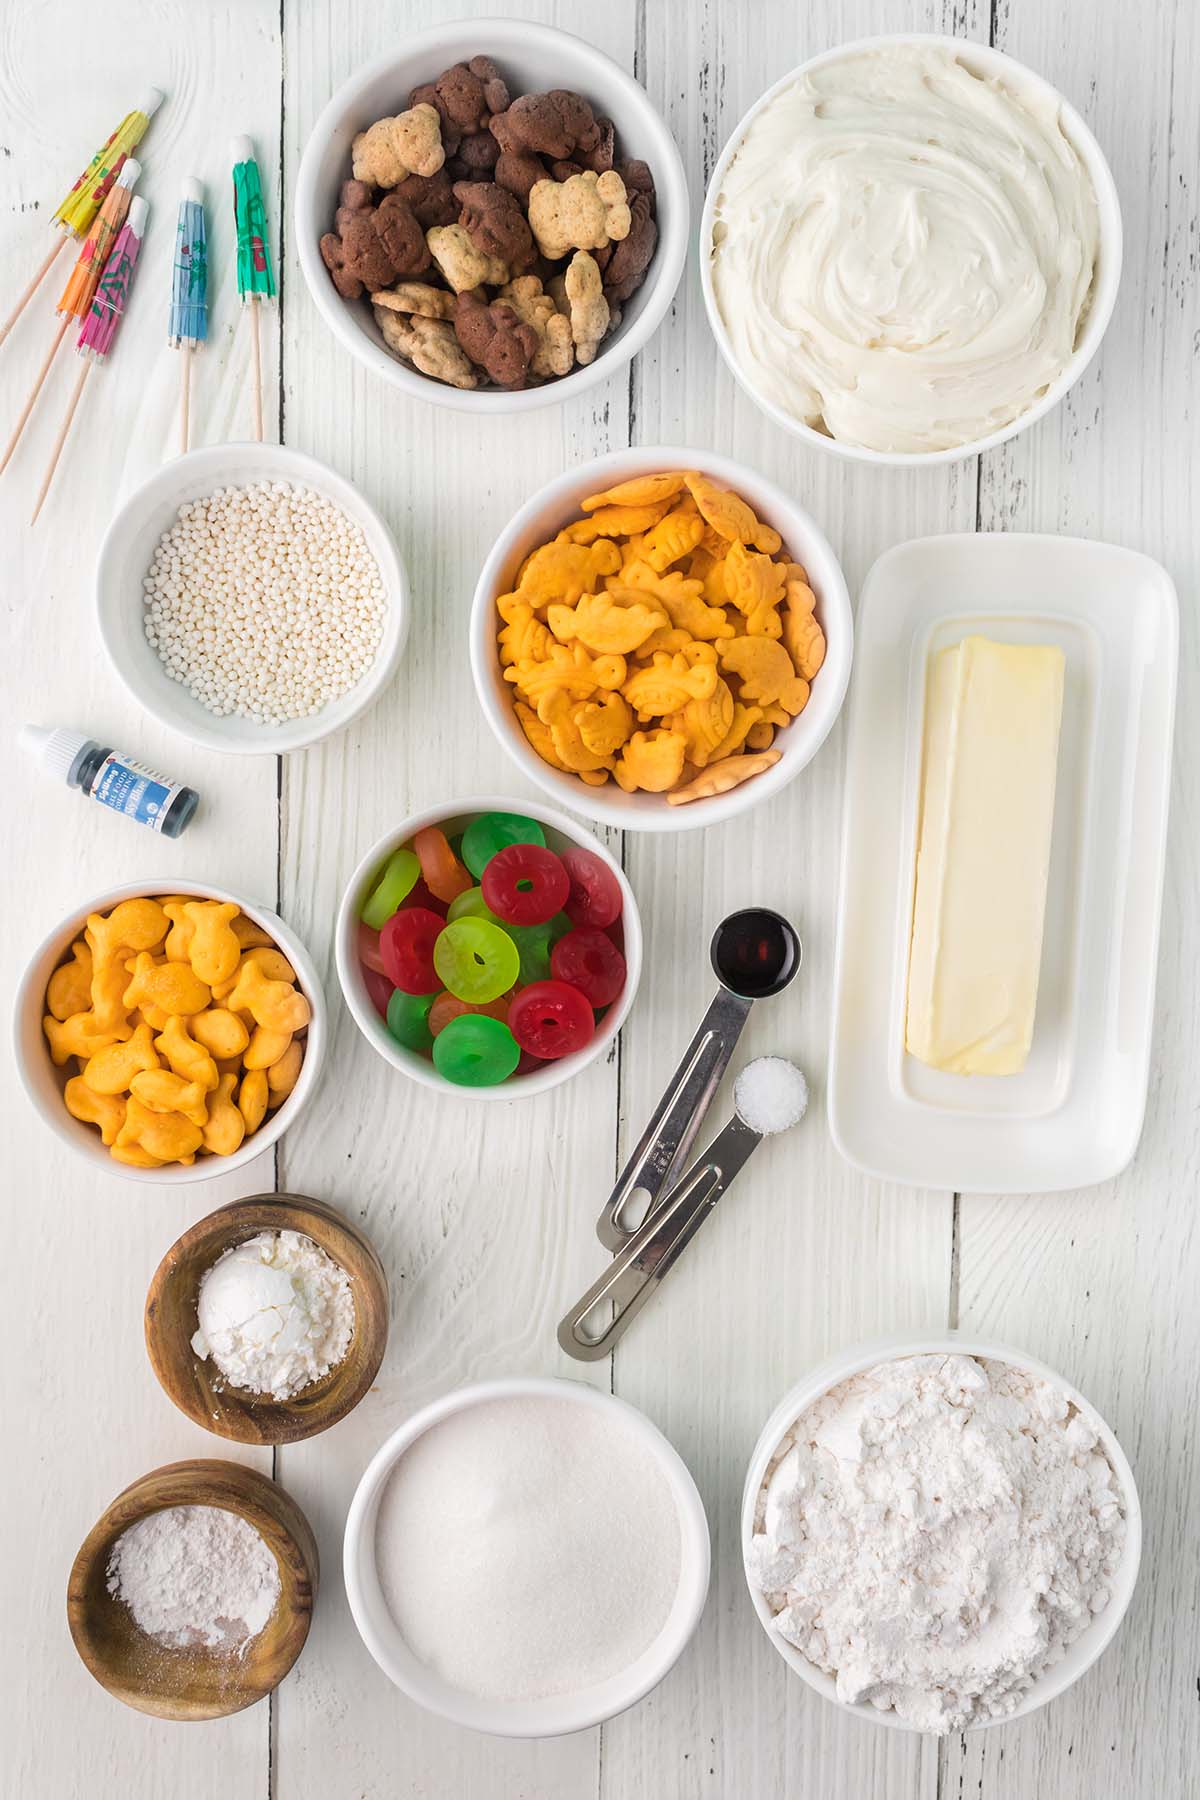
[905,635,1065,1075]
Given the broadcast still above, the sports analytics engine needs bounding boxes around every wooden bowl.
[144,1193,389,1445]
[67,1458,318,1719]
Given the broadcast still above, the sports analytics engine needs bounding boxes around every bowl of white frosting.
[702,37,1122,462]
[741,1333,1141,1733]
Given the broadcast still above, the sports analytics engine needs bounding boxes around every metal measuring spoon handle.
[595,909,801,1252]
[562,1114,762,1361]
[596,984,753,1252]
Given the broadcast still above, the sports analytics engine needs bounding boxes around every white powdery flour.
[191,1229,354,1402]
[375,1396,682,1703]
[747,1354,1126,1733]
[107,1505,281,1654]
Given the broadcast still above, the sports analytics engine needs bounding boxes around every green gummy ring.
[461,811,546,879]
[432,1013,521,1086]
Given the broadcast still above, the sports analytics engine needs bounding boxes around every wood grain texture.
[67,1458,317,1720]
[3,0,1197,1792]
[144,1194,389,1445]
[1,3,285,1793]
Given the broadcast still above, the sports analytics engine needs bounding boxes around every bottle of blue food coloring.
[20,724,199,838]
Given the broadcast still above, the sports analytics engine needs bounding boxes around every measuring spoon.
[595,908,801,1251]
[561,1057,810,1361]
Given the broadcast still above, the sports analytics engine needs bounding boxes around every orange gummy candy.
[413,827,472,904]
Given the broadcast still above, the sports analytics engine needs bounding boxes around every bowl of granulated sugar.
[343,1376,711,1736]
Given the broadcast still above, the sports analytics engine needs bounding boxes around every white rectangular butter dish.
[827,534,1177,1194]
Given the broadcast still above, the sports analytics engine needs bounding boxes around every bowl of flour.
[741,1334,1141,1733]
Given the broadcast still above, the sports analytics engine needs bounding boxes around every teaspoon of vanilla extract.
[594,908,802,1252]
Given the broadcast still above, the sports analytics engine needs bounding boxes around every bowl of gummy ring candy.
[334,799,641,1097]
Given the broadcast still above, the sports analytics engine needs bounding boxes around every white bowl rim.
[343,1374,712,1736]
[294,15,690,415]
[699,32,1124,466]
[740,1329,1143,1731]
[334,795,642,1100]
[95,440,411,755]
[14,878,327,1186]
[468,444,854,832]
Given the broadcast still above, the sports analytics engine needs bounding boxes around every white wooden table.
[3,2,1196,1795]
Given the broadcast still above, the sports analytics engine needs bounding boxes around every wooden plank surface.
[1,0,1196,1795]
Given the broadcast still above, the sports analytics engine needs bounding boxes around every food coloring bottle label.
[91,753,182,833]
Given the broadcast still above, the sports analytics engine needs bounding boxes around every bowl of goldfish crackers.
[470,447,853,831]
[16,882,326,1184]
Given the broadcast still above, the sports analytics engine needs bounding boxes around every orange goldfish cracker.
[666,749,783,806]
[614,728,688,794]
[110,1142,166,1169]
[89,959,132,1034]
[226,961,312,1035]
[87,898,169,968]
[684,471,782,554]
[123,952,211,1018]
[47,942,93,1020]
[581,472,686,511]
[162,900,196,963]
[515,702,570,770]
[82,1022,160,1095]
[564,501,673,542]
[641,507,705,573]
[624,650,718,719]
[183,900,242,986]
[130,1069,210,1129]
[189,1007,250,1060]
[782,579,826,680]
[723,540,785,637]
[203,1073,246,1156]
[116,1094,203,1165]
[574,691,634,757]
[547,590,667,656]
[413,827,472,904]
[64,1077,127,1146]
[266,1040,303,1101]
[514,539,621,609]
[230,913,275,950]
[718,637,810,715]
[243,1025,293,1071]
[238,1068,270,1135]
[155,1015,220,1091]
[42,1009,130,1065]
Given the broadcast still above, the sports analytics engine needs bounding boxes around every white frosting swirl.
[711,47,1100,453]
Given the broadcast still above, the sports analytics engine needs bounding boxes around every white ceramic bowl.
[294,18,689,413]
[14,881,327,1186]
[96,442,410,755]
[335,797,642,1100]
[469,446,853,831]
[742,1332,1142,1731]
[344,1376,711,1736]
[701,34,1123,466]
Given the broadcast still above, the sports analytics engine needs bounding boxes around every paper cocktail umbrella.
[0,91,161,349]
[169,179,208,453]
[32,195,149,523]
[231,134,275,442]
[1,159,141,477]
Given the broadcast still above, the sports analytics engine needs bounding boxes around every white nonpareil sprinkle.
[191,1229,354,1402]
[142,480,386,726]
[747,1354,1127,1733]
[375,1396,682,1703]
[734,1055,809,1135]
[107,1504,281,1654]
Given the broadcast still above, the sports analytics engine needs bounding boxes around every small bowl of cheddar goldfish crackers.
[470,448,853,830]
[15,883,326,1184]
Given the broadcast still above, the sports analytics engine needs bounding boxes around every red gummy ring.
[481,842,570,928]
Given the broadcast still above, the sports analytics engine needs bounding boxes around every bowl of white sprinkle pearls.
[96,442,410,755]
